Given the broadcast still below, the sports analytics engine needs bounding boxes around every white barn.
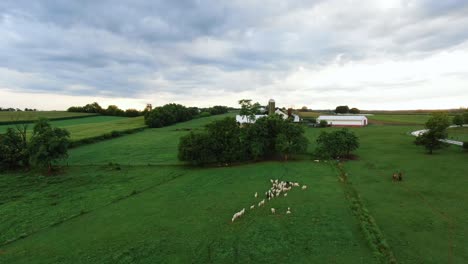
[235,109,301,125]
[317,115,368,127]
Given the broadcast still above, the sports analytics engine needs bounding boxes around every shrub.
[319,120,328,128]
[198,112,211,118]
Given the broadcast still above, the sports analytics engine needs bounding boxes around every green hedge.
[69,127,146,148]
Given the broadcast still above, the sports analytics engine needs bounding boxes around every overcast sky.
[1,0,467,110]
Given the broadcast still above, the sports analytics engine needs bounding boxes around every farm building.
[236,99,301,125]
[317,115,368,127]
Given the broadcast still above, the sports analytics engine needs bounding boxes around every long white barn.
[317,115,368,127]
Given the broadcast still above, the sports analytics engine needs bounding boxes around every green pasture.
[0,111,95,123]
[342,125,468,263]
[447,127,468,142]
[0,162,375,263]
[1,114,467,263]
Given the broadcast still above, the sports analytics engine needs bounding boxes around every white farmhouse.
[317,115,368,127]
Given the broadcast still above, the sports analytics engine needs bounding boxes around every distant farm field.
[296,111,320,118]
[0,111,95,123]
[367,114,431,125]
[1,114,467,263]
[0,115,145,141]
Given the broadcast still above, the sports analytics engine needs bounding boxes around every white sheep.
[314,159,320,162]
[302,185,307,190]
[254,192,258,198]
[271,208,276,214]
[250,205,255,210]
[232,212,241,222]
[284,193,287,197]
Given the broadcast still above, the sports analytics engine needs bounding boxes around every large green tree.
[275,123,308,160]
[0,124,29,169]
[315,129,359,159]
[28,119,70,172]
[238,99,261,122]
[335,105,350,114]
[178,132,215,165]
[205,117,243,163]
[453,114,464,126]
[414,113,450,154]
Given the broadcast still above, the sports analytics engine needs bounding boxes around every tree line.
[144,104,228,128]
[0,119,70,172]
[335,105,360,114]
[0,107,37,112]
[67,102,142,117]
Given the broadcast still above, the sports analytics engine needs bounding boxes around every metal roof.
[317,115,367,121]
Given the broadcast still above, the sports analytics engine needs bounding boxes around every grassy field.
[1,114,467,263]
[447,127,468,142]
[0,116,145,141]
[0,111,95,123]
[367,114,431,125]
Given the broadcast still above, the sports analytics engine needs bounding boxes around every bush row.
[69,127,146,148]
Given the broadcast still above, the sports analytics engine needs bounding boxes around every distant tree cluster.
[315,129,359,159]
[452,111,468,126]
[335,105,360,114]
[415,113,450,154]
[145,104,229,128]
[67,102,142,117]
[0,119,70,172]
[0,107,37,112]
[145,103,195,128]
[178,115,309,165]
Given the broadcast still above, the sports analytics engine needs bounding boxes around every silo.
[268,99,275,115]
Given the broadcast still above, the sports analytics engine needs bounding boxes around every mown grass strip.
[335,162,398,264]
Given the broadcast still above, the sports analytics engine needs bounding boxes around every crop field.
[296,111,320,118]
[1,114,467,263]
[0,111,95,123]
[0,116,145,141]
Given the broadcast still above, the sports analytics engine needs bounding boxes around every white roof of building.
[236,114,267,124]
[317,115,367,121]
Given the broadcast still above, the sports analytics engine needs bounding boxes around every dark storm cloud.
[0,0,468,102]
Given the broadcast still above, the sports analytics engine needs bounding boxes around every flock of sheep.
[231,179,307,222]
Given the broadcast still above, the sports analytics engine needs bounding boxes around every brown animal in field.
[392,172,403,182]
